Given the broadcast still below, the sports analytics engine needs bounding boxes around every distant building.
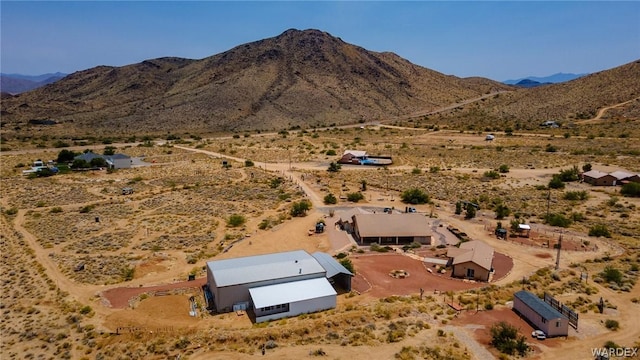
[610,171,640,184]
[513,291,569,337]
[73,152,131,169]
[447,240,494,281]
[206,250,352,323]
[339,150,369,164]
[351,213,432,245]
[581,170,617,186]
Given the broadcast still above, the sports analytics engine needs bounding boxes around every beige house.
[447,240,494,281]
[582,170,617,186]
[352,213,432,245]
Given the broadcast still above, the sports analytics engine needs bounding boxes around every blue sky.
[1,1,638,81]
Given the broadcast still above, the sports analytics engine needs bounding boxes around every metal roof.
[312,252,353,278]
[206,250,326,287]
[249,277,336,309]
[582,170,612,179]
[353,213,432,238]
[343,150,368,157]
[514,291,566,321]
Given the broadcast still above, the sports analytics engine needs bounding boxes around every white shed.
[249,277,337,323]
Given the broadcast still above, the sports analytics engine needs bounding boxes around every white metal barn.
[513,291,569,337]
[206,250,351,321]
[249,277,336,323]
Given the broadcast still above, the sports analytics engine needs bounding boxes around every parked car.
[407,207,417,213]
[531,330,546,340]
[383,207,392,213]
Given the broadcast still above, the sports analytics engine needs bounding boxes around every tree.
[589,224,611,238]
[400,188,429,204]
[339,258,355,275]
[601,266,623,285]
[323,193,337,205]
[621,182,640,197]
[327,162,341,172]
[490,321,529,356]
[71,159,90,169]
[545,213,572,227]
[290,200,311,217]
[582,163,592,172]
[510,218,521,233]
[346,192,364,203]
[103,146,116,156]
[495,204,510,220]
[57,149,77,163]
[455,201,462,215]
[465,203,477,219]
[90,157,107,168]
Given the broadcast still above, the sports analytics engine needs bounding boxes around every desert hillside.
[0,29,510,137]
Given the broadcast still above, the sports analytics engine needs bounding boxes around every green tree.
[620,182,640,197]
[495,204,510,220]
[490,321,529,356]
[290,200,312,217]
[582,163,592,172]
[455,201,462,215]
[227,214,246,227]
[339,258,355,275]
[346,192,364,202]
[327,162,341,172]
[548,175,565,189]
[601,266,623,285]
[71,159,89,169]
[103,146,116,156]
[57,149,77,163]
[323,193,337,205]
[465,203,477,219]
[400,188,429,204]
[90,157,108,168]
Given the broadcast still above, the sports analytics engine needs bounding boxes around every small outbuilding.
[513,290,569,337]
[447,240,494,281]
[339,150,369,164]
[582,170,617,186]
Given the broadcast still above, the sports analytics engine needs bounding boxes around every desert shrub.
[121,267,135,281]
[601,266,623,285]
[484,170,500,179]
[227,214,246,227]
[498,164,510,173]
[558,166,580,182]
[339,258,355,275]
[270,177,283,188]
[465,203,477,219]
[50,207,63,213]
[548,175,565,189]
[563,191,589,201]
[545,213,572,227]
[411,167,421,175]
[604,319,619,330]
[325,149,336,156]
[429,166,440,173]
[545,144,557,152]
[244,159,254,167]
[490,321,529,356]
[400,188,429,204]
[346,192,364,202]
[327,162,341,172]
[4,207,18,215]
[589,224,612,238]
[620,182,640,197]
[495,204,510,220]
[582,163,592,172]
[324,193,337,205]
[290,200,311,217]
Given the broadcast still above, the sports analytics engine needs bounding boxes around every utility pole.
[555,235,562,270]
[546,189,551,220]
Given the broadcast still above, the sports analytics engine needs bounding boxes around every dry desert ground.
[1,126,639,360]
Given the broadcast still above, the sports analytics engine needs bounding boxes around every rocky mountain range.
[1,29,638,137]
[0,73,67,95]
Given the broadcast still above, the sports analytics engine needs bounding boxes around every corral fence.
[544,292,579,329]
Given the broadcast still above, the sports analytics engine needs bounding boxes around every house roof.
[338,207,371,223]
[448,240,494,270]
[74,152,104,162]
[610,171,636,180]
[206,250,326,287]
[514,290,566,321]
[518,224,531,230]
[249,277,336,309]
[108,153,131,160]
[311,252,353,278]
[343,150,368,157]
[582,170,611,179]
[353,214,432,238]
